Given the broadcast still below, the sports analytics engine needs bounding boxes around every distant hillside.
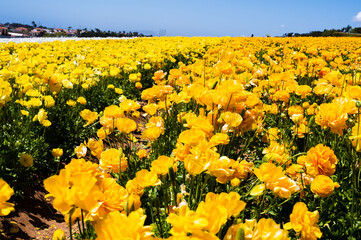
[283,25,361,37]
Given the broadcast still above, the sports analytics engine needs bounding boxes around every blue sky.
[1,0,361,36]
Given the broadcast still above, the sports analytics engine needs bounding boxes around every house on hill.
[30,28,45,36]
[0,26,8,36]
[53,28,63,33]
[14,27,29,33]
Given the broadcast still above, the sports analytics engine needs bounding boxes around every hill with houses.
[0,22,150,38]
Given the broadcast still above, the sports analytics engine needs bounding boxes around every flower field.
[1,37,361,239]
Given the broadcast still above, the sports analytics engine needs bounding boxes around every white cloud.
[353,11,361,22]
[280,24,285,28]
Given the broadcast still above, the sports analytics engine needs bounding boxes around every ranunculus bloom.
[77,96,87,105]
[284,202,322,240]
[311,175,339,198]
[224,218,289,240]
[80,109,98,127]
[115,117,137,134]
[0,179,15,216]
[19,153,34,167]
[315,102,348,135]
[94,209,153,240]
[52,229,65,240]
[273,90,290,103]
[51,148,63,158]
[305,144,338,177]
[151,156,176,175]
[100,148,127,173]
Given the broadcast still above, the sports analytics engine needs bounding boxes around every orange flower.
[151,156,176,175]
[305,144,337,177]
[295,85,312,99]
[115,117,137,134]
[284,202,322,240]
[311,175,339,198]
[273,90,290,103]
[141,126,163,141]
[315,102,348,135]
[104,105,124,118]
[136,149,148,159]
[254,162,285,183]
[134,170,161,188]
[143,104,158,116]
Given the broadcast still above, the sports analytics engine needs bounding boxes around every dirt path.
[0,185,72,240]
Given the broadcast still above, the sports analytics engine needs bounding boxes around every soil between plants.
[0,185,72,240]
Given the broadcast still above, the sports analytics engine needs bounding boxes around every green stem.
[69,213,73,240]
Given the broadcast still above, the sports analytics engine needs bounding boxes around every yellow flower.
[44,169,103,214]
[77,96,87,105]
[254,162,285,183]
[143,104,158,116]
[20,110,29,116]
[19,153,34,167]
[178,128,206,146]
[0,179,15,216]
[315,102,348,135]
[284,202,322,240]
[305,144,337,177]
[151,155,176,175]
[114,87,123,94]
[115,117,137,134]
[87,138,103,159]
[225,218,289,240]
[222,111,243,129]
[43,95,55,108]
[33,108,52,127]
[209,133,229,146]
[273,90,290,103]
[129,73,139,83]
[104,105,123,118]
[93,209,153,240]
[141,127,163,141]
[204,192,246,218]
[66,99,77,107]
[144,63,151,70]
[350,121,361,152]
[74,143,87,158]
[52,148,63,158]
[91,177,129,220]
[136,149,148,159]
[80,109,98,126]
[61,79,73,89]
[135,82,142,89]
[52,229,65,240]
[311,175,339,198]
[100,148,127,173]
